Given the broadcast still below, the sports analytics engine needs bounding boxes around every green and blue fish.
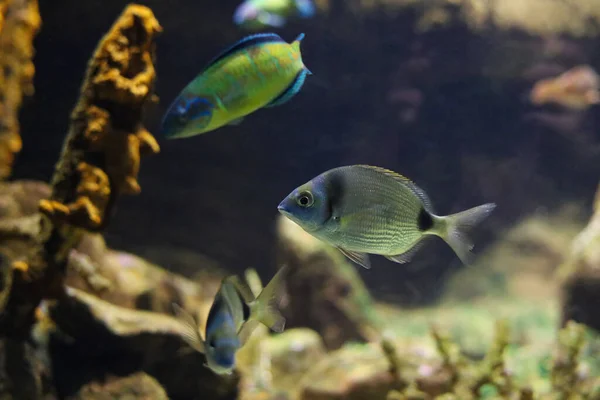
[172,266,288,375]
[233,0,316,30]
[277,165,496,269]
[161,33,311,139]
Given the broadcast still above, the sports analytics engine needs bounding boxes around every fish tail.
[291,33,311,75]
[249,265,289,333]
[435,203,496,265]
[291,33,305,53]
[172,303,206,353]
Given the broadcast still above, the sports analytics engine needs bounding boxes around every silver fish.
[277,165,496,269]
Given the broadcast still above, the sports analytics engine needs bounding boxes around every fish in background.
[530,65,600,110]
[172,266,288,375]
[161,33,311,139]
[233,0,316,30]
[277,165,496,269]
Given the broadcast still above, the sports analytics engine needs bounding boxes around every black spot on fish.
[324,170,345,222]
[241,299,251,322]
[417,208,434,231]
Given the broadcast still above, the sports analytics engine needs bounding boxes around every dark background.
[13,0,600,305]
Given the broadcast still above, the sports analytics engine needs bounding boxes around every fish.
[277,165,496,269]
[161,33,311,139]
[233,0,316,30]
[172,265,288,375]
[530,65,600,110]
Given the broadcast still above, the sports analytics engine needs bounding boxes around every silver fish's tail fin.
[437,203,496,265]
[172,303,206,353]
[249,265,289,333]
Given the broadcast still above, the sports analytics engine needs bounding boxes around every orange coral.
[39,4,161,231]
[530,65,600,110]
[0,0,41,179]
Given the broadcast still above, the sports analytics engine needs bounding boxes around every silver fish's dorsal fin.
[201,33,285,73]
[354,165,436,214]
[385,236,430,264]
[337,247,371,269]
[172,303,206,353]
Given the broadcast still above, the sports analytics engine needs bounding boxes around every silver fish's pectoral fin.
[337,247,371,269]
[172,303,206,353]
[251,265,289,333]
[237,318,261,346]
[385,237,429,264]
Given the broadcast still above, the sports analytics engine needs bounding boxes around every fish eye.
[296,191,314,207]
[208,339,216,349]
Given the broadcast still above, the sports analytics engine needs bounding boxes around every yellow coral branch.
[0,4,161,396]
[0,0,41,179]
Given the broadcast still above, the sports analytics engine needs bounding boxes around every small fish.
[172,266,288,375]
[161,33,311,139]
[277,165,496,269]
[530,65,600,110]
[233,0,316,30]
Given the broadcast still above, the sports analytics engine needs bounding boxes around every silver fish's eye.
[296,191,314,207]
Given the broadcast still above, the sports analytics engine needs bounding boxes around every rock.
[557,183,600,333]
[65,372,168,400]
[46,287,239,400]
[237,328,327,397]
[275,216,382,350]
[298,343,396,400]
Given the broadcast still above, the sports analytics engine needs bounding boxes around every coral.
[38,4,161,232]
[557,182,600,334]
[65,372,168,400]
[0,4,164,399]
[0,0,41,179]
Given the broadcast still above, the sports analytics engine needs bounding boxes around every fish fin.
[354,165,436,213]
[385,237,429,264]
[201,33,285,72]
[337,247,371,269]
[265,69,309,108]
[290,33,306,54]
[257,12,287,27]
[294,0,316,17]
[238,319,261,345]
[226,275,257,305]
[228,117,244,126]
[437,203,496,265]
[172,303,206,353]
[250,265,289,333]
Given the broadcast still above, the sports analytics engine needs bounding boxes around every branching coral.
[0,0,41,179]
[379,320,598,399]
[0,4,161,398]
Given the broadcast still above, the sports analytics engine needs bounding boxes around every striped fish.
[161,33,311,139]
[277,165,496,269]
[172,266,288,375]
